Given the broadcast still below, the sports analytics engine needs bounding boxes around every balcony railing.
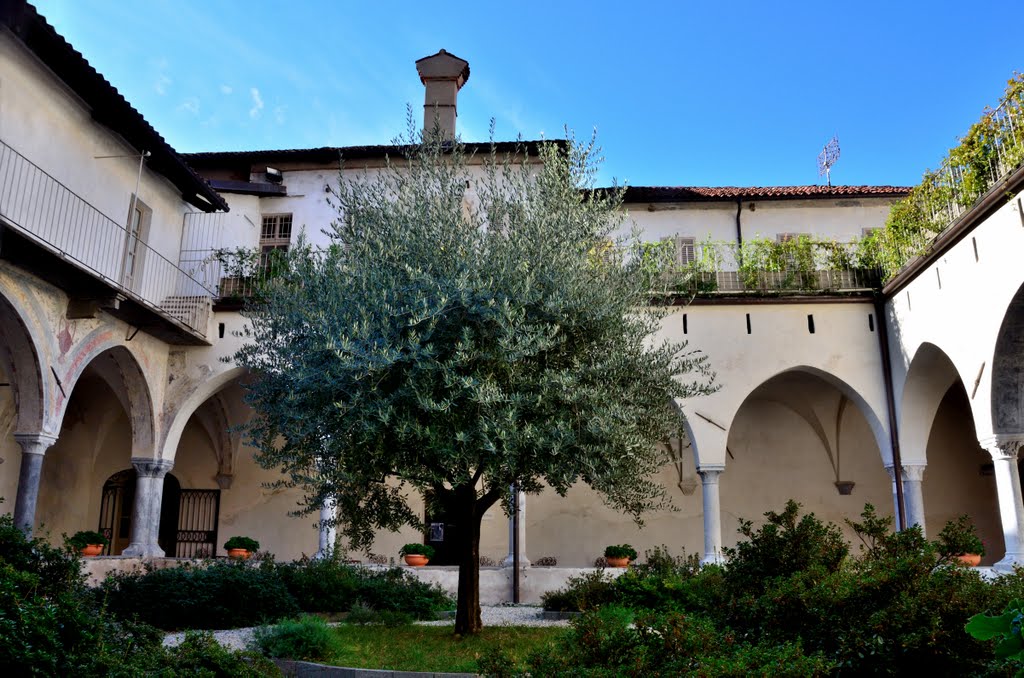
[185,239,880,307]
[878,79,1024,280]
[0,138,214,337]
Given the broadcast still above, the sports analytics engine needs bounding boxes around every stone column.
[13,433,57,534]
[122,458,173,558]
[885,465,903,529]
[502,487,530,567]
[982,437,1024,572]
[315,497,337,560]
[888,462,929,536]
[698,465,725,565]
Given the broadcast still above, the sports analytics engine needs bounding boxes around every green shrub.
[102,560,300,630]
[352,567,452,619]
[165,631,281,676]
[252,615,339,661]
[524,607,833,677]
[540,570,617,612]
[273,556,359,613]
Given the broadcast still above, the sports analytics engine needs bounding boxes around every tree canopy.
[233,125,715,633]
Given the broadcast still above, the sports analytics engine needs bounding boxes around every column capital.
[698,465,725,483]
[131,457,173,478]
[13,433,58,455]
[902,463,927,482]
[980,435,1024,461]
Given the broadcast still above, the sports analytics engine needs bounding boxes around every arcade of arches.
[1,282,1024,568]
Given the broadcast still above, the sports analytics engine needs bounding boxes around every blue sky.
[34,0,1021,188]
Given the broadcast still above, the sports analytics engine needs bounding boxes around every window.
[661,235,696,266]
[121,195,151,289]
[674,236,696,266]
[260,214,292,269]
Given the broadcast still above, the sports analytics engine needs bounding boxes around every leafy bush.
[273,555,359,613]
[103,556,453,630]
[538,501,1024,675]
[165,631,280,676]
[522,606,833,677]
[252,615,339,661]
[351,566,451,618]
[540,570,617,612]
[101,560,300,630]
[937,514,986,557]
[0,510,275,676]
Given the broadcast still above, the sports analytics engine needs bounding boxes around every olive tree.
[234,127,715,634]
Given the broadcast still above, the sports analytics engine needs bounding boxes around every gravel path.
[163,605,568,651]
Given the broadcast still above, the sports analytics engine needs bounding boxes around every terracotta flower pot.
[956,553,982,567]
[404,554,429,567]
[227,548,251,560]
[79,544,104,557]
[606,556,630,568]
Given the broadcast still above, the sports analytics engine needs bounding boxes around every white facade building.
[1,2,1022,596]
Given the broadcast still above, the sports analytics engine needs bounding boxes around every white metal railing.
[0,138,214,337]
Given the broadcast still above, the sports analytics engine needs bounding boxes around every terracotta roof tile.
[618,185,911,202]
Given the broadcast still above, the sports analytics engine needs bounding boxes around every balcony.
[0,138,215,344]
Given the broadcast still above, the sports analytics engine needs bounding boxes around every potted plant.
[67,530,109,557]
[937,515,985,566]
[399,543,435,566]
[603,544,638,568]
[223,536,260,559]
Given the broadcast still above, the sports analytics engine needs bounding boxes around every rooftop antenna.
[817,135,840,187]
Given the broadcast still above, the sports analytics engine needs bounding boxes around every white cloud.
[249,88,264,118]
[220,84,233,95]
[154,74,172,95]
[178,97,200,115]
[273,105,286,125]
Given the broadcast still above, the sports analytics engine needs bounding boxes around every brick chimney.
[415,49,470,141]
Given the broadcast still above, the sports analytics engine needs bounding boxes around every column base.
[121,542,166,558]
[501,554,531,568]
[700,552,724,566]
[992,553,1024,573]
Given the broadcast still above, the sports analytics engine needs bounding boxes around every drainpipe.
[874,294,906,530]
[735,199,744,266]
[512,484,520,603]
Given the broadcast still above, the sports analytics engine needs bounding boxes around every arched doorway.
[98,469,182,556]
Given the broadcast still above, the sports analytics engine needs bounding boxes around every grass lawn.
[325,625,565,673]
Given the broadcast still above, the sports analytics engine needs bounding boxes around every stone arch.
[160,366,248,462]
[899,342,964,463]
[58,343,156,457]
[736,365,891,466]
[0,291,49,435]
[667,398,701,495]
[992,281,1024,435]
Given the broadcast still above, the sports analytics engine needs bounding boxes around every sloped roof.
[1,1,228,212]
[618,185,911,203]
[182,140,557,167]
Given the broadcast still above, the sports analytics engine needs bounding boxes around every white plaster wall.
[888,196,1024,444]
[0,30,194,301]
[657,302,891,468]
[615,197,896,246]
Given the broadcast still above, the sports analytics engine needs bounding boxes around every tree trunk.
[453,490,483,635]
